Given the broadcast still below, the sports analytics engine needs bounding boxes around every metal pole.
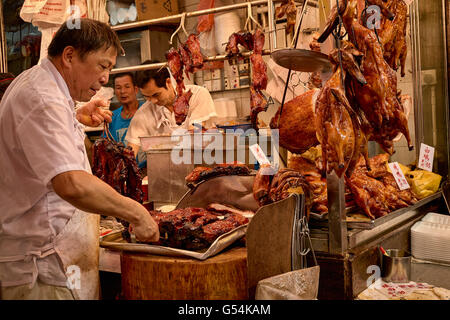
[326,0,347,255]
[0,1,6,73]
[410,0,423,160]
[442,0,450,174]
[268,0,277,51]
[112,0,282,31]
[111,49,272,74]
[326,172,347,255]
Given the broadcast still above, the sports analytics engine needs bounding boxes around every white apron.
[0,120,100,300]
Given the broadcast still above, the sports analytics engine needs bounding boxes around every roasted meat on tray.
[346,154,418,220]
[147,207,249,250]
[253,166,312,217]
[185,163,251,188]
[286,150,417,220]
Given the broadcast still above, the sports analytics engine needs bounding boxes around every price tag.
[249,144,271,166]
[418,143,435,172]
[388,162,410,191]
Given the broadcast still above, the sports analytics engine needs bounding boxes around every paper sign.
[418,143,435,172]
[388,162,410,190]
[250,144,271,165]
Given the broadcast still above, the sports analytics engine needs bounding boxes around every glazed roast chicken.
[270,89,320,154]
[346,153,417,219]
[271,40,368,177]
[377,0,408,76]
[275,0,297,35]
[340,0,413,154]
[285,151,418,219]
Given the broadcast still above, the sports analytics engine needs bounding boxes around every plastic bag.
[255,266,320,300]
[387,162,411,175]
[406,170,442,199]
[20,0,71,26]
[197,0,215,33]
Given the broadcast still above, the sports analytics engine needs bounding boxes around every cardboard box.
[135,0,179,21]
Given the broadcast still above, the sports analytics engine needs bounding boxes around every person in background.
[125,61,217,158]
[103,72,146,170]
[0,18,158,300]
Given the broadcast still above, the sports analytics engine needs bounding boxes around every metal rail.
[111,49,271,74]
[111,0,280,31]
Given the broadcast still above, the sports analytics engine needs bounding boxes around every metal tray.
[100,224,248,260]
[310,192,442,230]
[271,48,332,73]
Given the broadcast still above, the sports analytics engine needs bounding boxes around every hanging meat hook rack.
[169,12,189,46]
[245,1,263,31]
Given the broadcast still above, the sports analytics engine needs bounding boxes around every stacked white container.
[411,213,450,264]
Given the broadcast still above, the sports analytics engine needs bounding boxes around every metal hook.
[170,12,189,45]
[244,2,262,31]
[290,72,301,88]
[290,72,309,92]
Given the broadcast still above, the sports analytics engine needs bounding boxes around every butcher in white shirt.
[0,19,158,300]
[125,63,217,156]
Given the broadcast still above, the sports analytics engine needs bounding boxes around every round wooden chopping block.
[120,246,248,300]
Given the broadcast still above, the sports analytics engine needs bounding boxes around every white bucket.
[214,11,242,54]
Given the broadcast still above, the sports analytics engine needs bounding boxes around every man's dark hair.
[135,60,170,89]
[47,18,123,60]
[113,72,136,86]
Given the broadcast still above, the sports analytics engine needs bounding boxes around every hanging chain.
[331,0,346,90]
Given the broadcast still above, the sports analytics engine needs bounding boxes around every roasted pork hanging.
[166,33,205,125]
